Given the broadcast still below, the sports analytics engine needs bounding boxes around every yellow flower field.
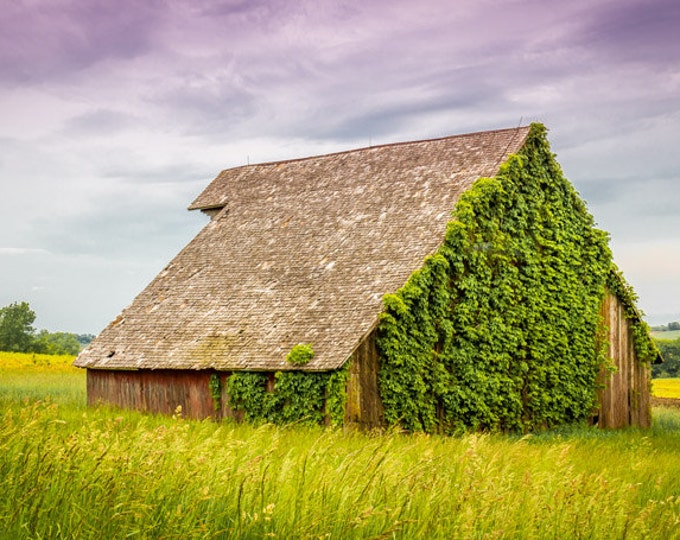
[652,378,680,399]
[0,351,77,372]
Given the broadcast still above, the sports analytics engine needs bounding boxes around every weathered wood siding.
[597,293,651,428]
[87,369,218,420]
[345,329,384,428]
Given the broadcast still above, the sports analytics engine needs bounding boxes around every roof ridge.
[220,126,531,172]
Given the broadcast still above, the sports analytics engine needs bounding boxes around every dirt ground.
[652,397,680,409]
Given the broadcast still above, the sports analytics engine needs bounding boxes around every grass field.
[0,352,85,408]
[651,329,680,341]
[2,352,680,539]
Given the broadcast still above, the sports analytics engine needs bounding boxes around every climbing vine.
[377,123,615,434]
[225,361,350,427]
[226,372,268,422]
[326,361,350,427]
[209,373,221,413]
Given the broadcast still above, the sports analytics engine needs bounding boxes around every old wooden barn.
[75,124,660,431]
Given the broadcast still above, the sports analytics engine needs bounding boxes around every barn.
[74,123,660,432]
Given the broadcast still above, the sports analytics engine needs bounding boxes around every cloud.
[149,71,258,137]
[574,0,680,65]
[0,250,162,334]
[0,0,162,85]
[612,238,680,317]
[31,177,206,260]
[0,248,51,255]
[61,109,139,137]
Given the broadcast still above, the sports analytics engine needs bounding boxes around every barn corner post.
[597,269,659,429]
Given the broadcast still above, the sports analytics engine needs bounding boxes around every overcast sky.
[1,0,679,334]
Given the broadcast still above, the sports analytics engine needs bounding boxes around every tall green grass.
[651,329,680,341]
[2,357,680,538]
[0,352,84,409]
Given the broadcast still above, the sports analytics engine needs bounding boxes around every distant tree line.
[651,321,680,331]
[0,301,93,356]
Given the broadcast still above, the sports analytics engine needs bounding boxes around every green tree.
[0,301,36,352]
[76,334,95,347]
[33,330,81,356]
[653,338,680,378]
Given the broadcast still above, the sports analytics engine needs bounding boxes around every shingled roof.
[75,126,531,372]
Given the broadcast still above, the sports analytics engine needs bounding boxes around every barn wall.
[345,329,384,428]
[597,293,651,428]
[87,369,218,420]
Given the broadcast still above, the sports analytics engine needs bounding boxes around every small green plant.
[286,343,314,365]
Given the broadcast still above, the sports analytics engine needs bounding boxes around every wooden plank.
[597,292,652,429]
[345,329,384,429]
[87,369,217,419]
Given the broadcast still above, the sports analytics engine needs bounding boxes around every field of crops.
[651,330,680,341]
[653,378,680,399]
[1,352,680,538]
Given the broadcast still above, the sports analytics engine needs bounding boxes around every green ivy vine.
[225,372,268,423]
[209,373,221,412]
[225,361,349,427]
[376,123,615,434]
[326,361,350,427]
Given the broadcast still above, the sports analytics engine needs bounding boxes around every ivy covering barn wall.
[376,123,614,434]
[225,363,349,427]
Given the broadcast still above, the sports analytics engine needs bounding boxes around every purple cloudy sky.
[1,0,679,334]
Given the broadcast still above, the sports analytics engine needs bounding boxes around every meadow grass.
[1,355,680,538]
[0,352,84,409]
[651,329,680,341]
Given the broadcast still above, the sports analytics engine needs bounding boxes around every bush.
[654,338,680,378]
